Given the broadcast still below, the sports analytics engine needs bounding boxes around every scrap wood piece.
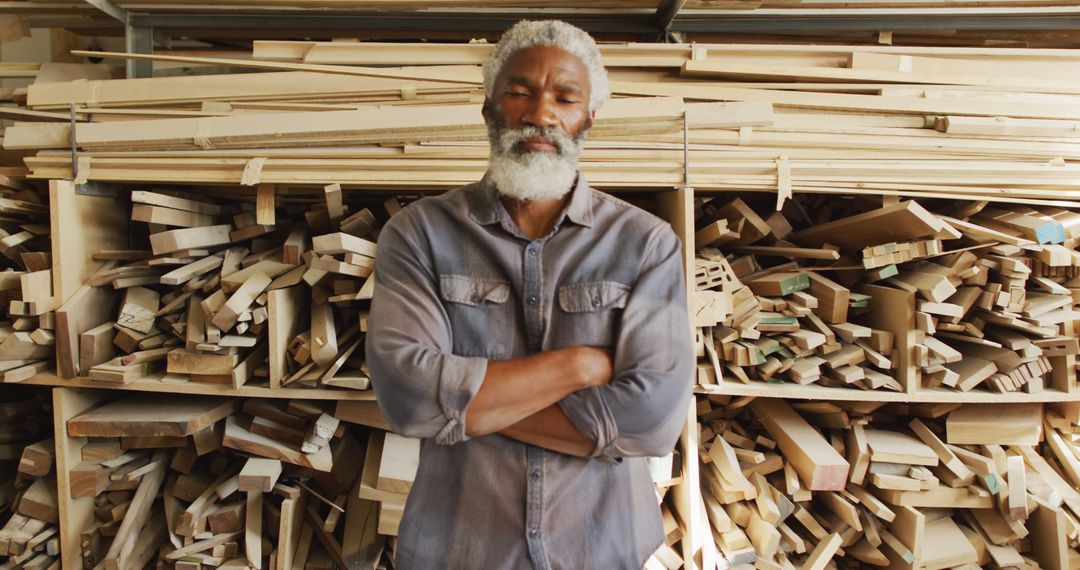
[245,489,263,569]
[68,395,238,437]
[946,404,1042,445]
[116,286,159,335]
[749,398,848,491]
[238,457,282,493]
[221,415,333,472]
[790,200,955,251]
[864,429,937,466]
[800,533,841,570]
[376,432,419,495]
[304,505,348,570]
[921,516,979,569]
[102,449,168,570]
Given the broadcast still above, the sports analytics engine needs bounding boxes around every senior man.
[367,20,694,569]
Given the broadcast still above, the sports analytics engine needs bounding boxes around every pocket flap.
[558,281,630,313]
[439,274,511,306]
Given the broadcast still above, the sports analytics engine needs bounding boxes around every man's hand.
[464,346,614,438]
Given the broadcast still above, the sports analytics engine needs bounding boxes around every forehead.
[498,45,590,88]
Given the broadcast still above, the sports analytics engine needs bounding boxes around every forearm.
[499,405,595,457]
[465,346,605,437]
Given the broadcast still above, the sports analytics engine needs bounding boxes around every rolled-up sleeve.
[366,210,488,445]
[558,224,694,462]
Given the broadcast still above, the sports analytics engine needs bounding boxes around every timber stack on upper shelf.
[3,41,1080,204]
[0,388,58,570]
[690,394,1080,569]
[6,1,1080,49]
[691,193,1080,401]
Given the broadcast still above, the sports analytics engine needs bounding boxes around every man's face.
[488,44,593,147]
[484,45,595,202]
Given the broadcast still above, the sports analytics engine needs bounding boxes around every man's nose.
[521,95,559,129]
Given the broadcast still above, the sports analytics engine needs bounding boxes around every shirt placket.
[522,238,551,570]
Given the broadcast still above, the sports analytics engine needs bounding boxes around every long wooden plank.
[790,201,948,250]
[67,395,239,437]
[611,80,1080,121]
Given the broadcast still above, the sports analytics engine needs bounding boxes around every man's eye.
[558,98,579,104]
[506,91,528,98]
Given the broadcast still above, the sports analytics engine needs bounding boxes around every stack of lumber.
[692,193,1080,395]
[63,392,696,568]
[2,43,1078,204]
[0,390,58,569]
[66,394,395,569]
[693,395,1080,569]
[57,186,385,391]
[0,178,56,385]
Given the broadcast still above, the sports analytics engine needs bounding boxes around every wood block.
[17,475,58,524]
[116,287,159,335]
[256,184,275,226]
[946,404,1042,445]
[749,399,848,491]
[79,322,116,371]
[19,269,52,306]
[238,458,283,493]
[18,437,54,478]
[212,272,272,331]
[747,272,808,297]
[921,517,978,569]
[865,429,938,466]
[149,225,232,256]
[167,349,241,376]
[376,433,419,495]
[311,233,376,258]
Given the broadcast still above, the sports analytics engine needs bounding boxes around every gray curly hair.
[481,20,610,113]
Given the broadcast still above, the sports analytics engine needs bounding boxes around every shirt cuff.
[433,354,488,446]
[558,387,621,463]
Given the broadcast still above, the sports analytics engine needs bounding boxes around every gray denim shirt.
[366,172,694,570]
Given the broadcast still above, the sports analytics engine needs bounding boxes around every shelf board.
[699,381,1080,403]
[15,371,377,401]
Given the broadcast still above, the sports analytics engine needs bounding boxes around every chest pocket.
[556,280,630,348]
[440,274,512,359]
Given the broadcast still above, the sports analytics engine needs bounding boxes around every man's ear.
[590,110,596,120]
[482,99,493,123]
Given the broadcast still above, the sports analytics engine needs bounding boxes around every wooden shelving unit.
[3,9,1080,569]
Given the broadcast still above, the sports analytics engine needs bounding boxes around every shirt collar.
[468,171,594,230]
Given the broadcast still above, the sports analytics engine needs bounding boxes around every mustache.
[496,125,576,155]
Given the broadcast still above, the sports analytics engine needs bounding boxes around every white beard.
[486,122,586,202]
[488,150,578,202]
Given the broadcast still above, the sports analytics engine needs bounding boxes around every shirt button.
[592,297,601,307]
[530,470,540,481]
[469,293,480,303]
[527,295,538,305]
[529,529,539,538]
[528,247,538,256]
